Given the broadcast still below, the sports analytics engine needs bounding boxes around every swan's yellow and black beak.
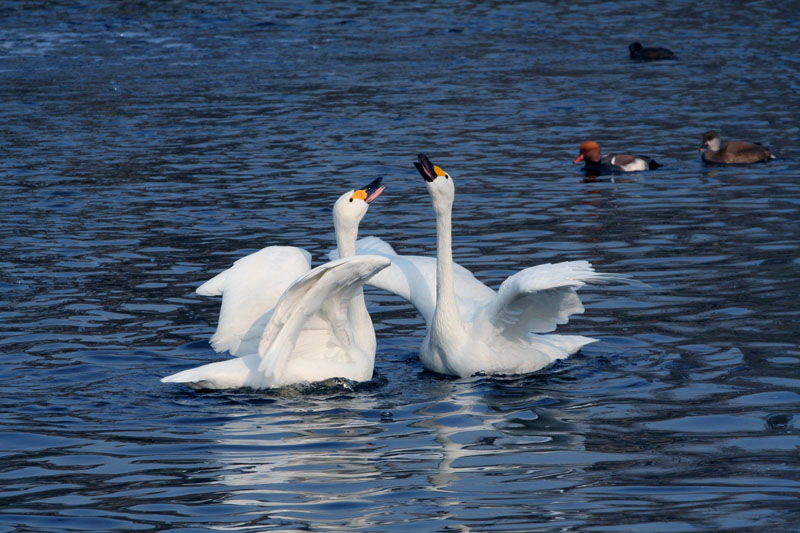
[415,154,447,182]
[354,177,386,204]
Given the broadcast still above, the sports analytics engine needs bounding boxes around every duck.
[161,179,389,390]
[629,42,674,60]
[699,131,774,164]
[574,140,661,174]
[339,155,632,378]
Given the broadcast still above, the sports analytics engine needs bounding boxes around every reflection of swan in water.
[408,376,602,491]
[212,392,384,499]
[206,379,624,526]
[410,378,506,489]
[208,386,485,501]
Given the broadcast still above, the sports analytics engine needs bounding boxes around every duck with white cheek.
[699,131,774,164]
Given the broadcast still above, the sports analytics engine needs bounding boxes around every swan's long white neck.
[333,196,364,258]
[334,218,358,258]
[432,192,466,334]
[332,204,374,355]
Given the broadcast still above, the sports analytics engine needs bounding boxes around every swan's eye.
[349,198,353,202]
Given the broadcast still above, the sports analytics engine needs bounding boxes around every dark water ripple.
[2,1,799,531]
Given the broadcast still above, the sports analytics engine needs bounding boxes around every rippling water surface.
[2,1,799,531]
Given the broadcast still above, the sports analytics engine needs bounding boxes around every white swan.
[161,179,388,390]
[340,155,629,377]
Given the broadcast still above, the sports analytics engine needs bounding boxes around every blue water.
[2,1,799,531]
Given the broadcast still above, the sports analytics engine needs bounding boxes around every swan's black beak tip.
[415,154,437,182]
[361,177,386,204]
[362,177,383,193]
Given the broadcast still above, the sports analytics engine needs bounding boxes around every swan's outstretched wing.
[257,255,391,385]
[331,237,495,325]
[197,246,312,356]
[485,261,631,339]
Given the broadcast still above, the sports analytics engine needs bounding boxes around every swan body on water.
[339,156,630,378]
[161,179,387,390]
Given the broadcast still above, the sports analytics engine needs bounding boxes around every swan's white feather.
[197,246,313,356]
[257,255,391,386]
[484,261,600,338]
[196,270,228,296]
[160,353,262,390]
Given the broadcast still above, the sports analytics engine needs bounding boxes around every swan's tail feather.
[196,270,228,296]
[161,354,260,390]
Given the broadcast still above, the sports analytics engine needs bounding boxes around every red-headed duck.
[699,131,775,164]
[629,42,674,60]
[574,140,662,174]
